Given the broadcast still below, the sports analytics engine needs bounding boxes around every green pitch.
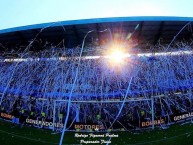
[0,120,193,145]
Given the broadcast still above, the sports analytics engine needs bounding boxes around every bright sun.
[105,46,128,65]
[109,49,125,64]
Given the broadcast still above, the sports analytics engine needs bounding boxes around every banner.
[172,112,193,122]
[25,118,64,128]
[141,117,165,127]
[0,112,14,120]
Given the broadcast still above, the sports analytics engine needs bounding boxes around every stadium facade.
[0,16,193,133]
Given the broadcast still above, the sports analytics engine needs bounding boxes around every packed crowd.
[0,45,193,130]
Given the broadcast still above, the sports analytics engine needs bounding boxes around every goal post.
[52,98,154,131]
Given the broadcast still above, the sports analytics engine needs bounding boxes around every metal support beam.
[52,100,56,131]
[72,25,81,45]
[95,23,101,47]
[153,21,164,45]
[151,96,155,129]
[137,22,144,44]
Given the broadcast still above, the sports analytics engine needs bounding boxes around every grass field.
[1,120,193,145]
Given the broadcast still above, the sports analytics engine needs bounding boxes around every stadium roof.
[0,16,193,52]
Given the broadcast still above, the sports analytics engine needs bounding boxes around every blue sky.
[0,0,193,30]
